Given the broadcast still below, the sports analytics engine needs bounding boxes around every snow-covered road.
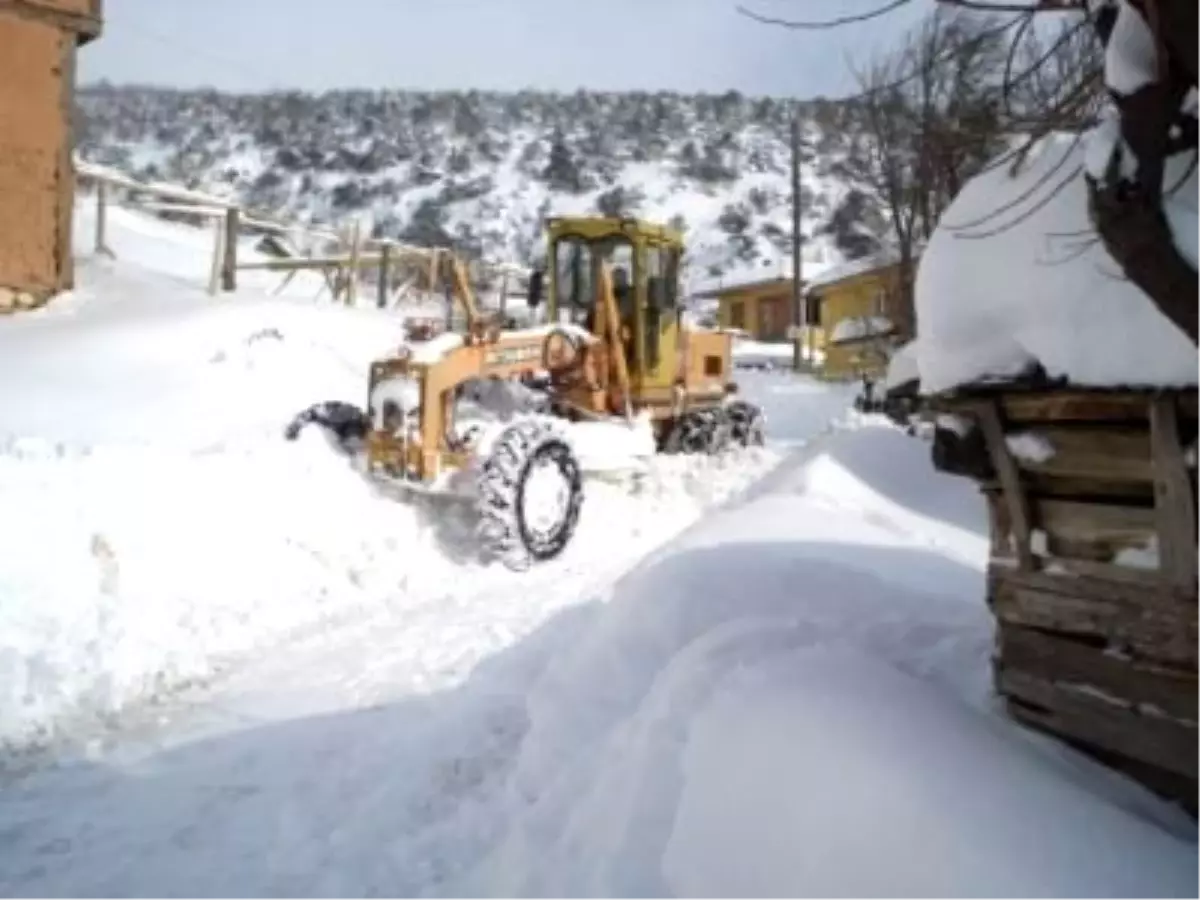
[0,368,853,897]
[3,411,1194,898]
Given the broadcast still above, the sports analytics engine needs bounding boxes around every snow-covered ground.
[0,201,1194,897]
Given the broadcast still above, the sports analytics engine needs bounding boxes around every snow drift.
[915,134,1197,393]
[455,421,1197,897]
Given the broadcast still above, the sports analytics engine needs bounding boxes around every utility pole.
[790,111,805,373]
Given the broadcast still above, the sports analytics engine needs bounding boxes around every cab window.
[662,246,680,311]
[552,236,593,326]
[602,239,636,323]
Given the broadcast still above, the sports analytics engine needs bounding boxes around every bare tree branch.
[735,0,917,30]
[938,0,1083,10]
[827,15,1026,103]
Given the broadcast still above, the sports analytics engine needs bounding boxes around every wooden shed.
[0,0,103,313]
[931,384,1198,808]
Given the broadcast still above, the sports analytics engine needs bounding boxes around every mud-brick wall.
[0,0,101,311]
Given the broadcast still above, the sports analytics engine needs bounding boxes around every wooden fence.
[73,160,528,310]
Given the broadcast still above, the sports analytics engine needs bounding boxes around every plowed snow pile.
[453,422,1197,897]
[0,203,811,757]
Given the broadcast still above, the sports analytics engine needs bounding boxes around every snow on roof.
[688,245,841,300]
[690,273,794,300]
[915,133,1197,394]
[805,249,902,294]
[829,315,895,346]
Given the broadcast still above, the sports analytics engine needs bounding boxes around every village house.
[0,0,103,313]
[691,274,825,366]
[806,251,915,381]
[701,275,795,341]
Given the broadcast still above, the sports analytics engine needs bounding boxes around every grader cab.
[364,215,765,568]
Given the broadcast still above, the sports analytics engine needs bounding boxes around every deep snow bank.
[915,135,1197,393]
[0,426,779,755]
[456,420,1197,897]
[664,649,1196,899]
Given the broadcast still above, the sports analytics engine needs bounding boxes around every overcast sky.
[78,0,933,98]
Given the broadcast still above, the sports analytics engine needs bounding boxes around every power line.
[97,19,284,90]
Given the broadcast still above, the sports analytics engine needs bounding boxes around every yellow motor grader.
[364,215,765,567]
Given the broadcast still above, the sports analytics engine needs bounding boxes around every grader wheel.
[476,417,584,569]
[727,400,766,447]
[663,402,765,454]
[664,408,732,455]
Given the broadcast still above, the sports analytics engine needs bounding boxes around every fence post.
[378,242,391,309]
[208,215,225,296]
[95,179,111,256]
[221,206,239,292]
[346,221,362,306]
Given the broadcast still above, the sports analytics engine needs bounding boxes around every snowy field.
[0,202,1195,897]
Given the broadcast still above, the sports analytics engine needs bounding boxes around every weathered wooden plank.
[997,624,1196,723]
[377,242,391,310]
[983,489,1013,558]
[1150,398,1198,591]
[989,493,1160,565]
[974,401,1034,570]
[221,206,239,292]
[988,496,1176,588]
[1041,556,1165,586]
[1021,473,1155,504]
[1008,427,1154,483]
[988,568,1197,667]
[1038,498,1156,549]
[999,669,1198,780]
[990,565,1196,608]
[999,391,1198,424]
[1006,392,1152,423]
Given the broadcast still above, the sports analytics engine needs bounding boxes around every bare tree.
[741,0,1198,345]
[1001,14,1101,127]
[1085,0,1197,343]
[835,8,1010,339]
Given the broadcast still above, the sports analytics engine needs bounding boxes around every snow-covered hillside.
[75,86,885,289]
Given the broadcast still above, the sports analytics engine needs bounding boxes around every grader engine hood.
[364,322,600,482]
